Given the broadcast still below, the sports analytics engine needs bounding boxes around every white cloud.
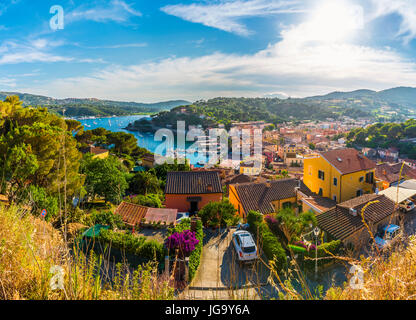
[67,0,142,24]
[16,0,416,101]
[161,0,304,36]
[370,0,416,43]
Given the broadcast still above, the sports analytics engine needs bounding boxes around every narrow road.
[181,228,278,300]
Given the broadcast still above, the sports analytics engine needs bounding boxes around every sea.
[77,115,211,166]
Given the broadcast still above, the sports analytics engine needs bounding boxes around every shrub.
[304,240,341,269]
[169,219,204,281]
[99,229,165,261]
[198,200,238,228]
[247,211,287,272]
[90,210,125,230]
[165,230,200,258]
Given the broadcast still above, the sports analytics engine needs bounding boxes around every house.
[303,148,377,203]
[0,194,9,206]
[228,178,310,219]
[316,194,399,248]
[82,145,109,159]
[141,153,155,168]
[115,201,178,227]
[240,161,262,176]
[165,171,223,213]
[403,159,416,170]
[376,162,416,190]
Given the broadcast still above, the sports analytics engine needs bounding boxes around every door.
[190,201,199,214]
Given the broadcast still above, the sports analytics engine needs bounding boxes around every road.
[180,228,279,300]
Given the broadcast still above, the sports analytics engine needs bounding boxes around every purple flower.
[165,230,200,257]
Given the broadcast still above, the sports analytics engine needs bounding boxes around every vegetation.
[0,91,189,117]
[99,229,165,261]
[81,155,129,204]
[198,200,240,228]
[247,210,287,272]
[169,219,204,281]
[0,205,174,300]
[347,119,416,158]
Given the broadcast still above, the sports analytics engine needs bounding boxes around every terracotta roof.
[232,178,307,215]
[376,162,416,184]
[114,202,149,227]
[165,171,222,194]
[145,208,178,226]
[317,194,396,241]
[302,195,337,213]
[82,145,108,155]
[320,148,376,175]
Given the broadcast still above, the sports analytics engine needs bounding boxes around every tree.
[128,172,161,195]
[83,156,129,203]
[0,99,84,200]
[126,194,163,208]
[275,208,317,243]
[198,200,239,228]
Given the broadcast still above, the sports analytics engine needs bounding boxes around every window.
[366,172,374,184]
[318,188,323,196]
[318,170,325,180]
[333,195,337,202]
[359,177,364,183]
[356,189,363,197]
[283,202,292,209]
[333,178,338,186]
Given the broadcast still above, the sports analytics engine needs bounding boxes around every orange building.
[165,171,223,213]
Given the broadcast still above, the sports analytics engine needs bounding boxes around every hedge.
[99,229,165,261]
[304,240,342,269]
[247,211,287,272]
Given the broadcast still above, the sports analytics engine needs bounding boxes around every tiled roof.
[320,148,376,175]
[83,146,108,155]
[165,171,222,194]
[145,208,178,226]
[376,162,416,184]
[114,202,149,227]
[232,178,306,215]
[317,194,396,241]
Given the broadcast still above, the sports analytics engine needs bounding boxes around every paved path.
[180,228,276,300]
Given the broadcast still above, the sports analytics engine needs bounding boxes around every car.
[399,200,415,213]
[232,230,258,264]
[373,224,401,250]
[176,212,190,223]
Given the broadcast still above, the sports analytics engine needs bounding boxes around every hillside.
[303,86,416,120]
[0,92,190,117]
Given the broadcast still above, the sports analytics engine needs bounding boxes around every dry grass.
[325,236,416,300]
[0,205,175,300]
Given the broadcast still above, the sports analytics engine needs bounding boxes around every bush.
[170,219,204,281]
[304,240,341,269]
[26,185,58,221]
[99,229,165,261]
[247,211,287,272]
[198,200,238,228]
[90,210,125,230]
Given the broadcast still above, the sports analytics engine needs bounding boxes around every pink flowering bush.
[165,230,200,257]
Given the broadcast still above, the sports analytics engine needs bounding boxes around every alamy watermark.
[50,5,64,31]
[349,264,364,290]
[153,121,263,173]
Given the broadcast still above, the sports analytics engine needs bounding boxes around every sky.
[0,0,416,102]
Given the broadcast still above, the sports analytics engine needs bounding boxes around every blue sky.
[0,0,416,102]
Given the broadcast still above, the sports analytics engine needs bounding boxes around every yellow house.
[229,178,306,219]
[303,148,376,203]
[84,146,109,160]
[239,162,261,176]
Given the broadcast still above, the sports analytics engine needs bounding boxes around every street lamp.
[313,227,320,278]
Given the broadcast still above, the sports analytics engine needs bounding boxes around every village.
[5,116,411,300]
